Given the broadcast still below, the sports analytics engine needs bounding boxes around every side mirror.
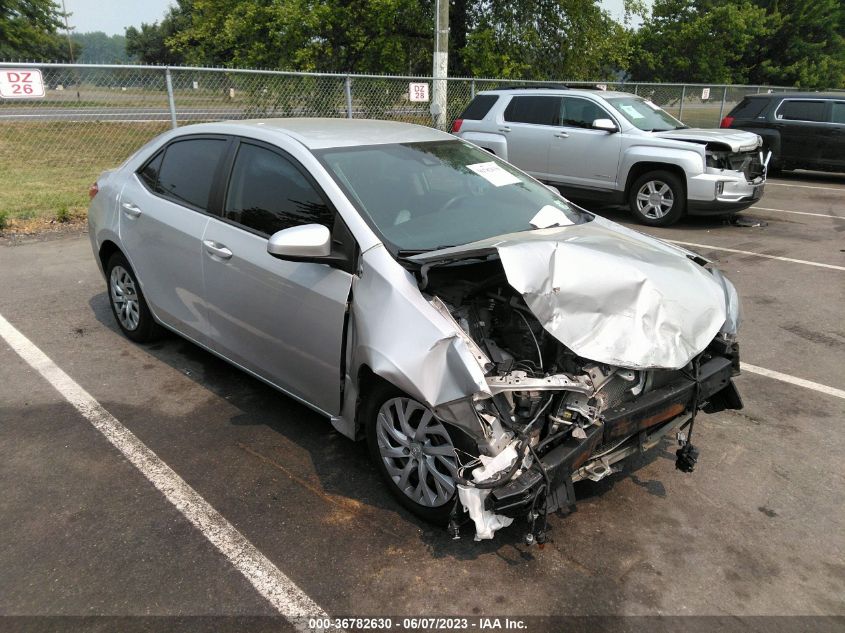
[592,118,618,133]
[267,224,331,259]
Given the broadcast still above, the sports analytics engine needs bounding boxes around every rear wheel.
[629,170,685,226]
[364,382,467,524]
[106,252,162,343]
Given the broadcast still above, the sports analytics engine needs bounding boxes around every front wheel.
[629,170,686,226]
[364,382,466,525]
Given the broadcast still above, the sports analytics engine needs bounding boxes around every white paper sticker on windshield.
[620,104,644,119]
[644,100,661,111]
[467,161,521,187]
[529,205,573,229]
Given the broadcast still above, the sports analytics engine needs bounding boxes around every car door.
[201,139,354,414]
[825,101,845,170]
[118,136,229,344]
[500,95,561,179]
[774,99,828,168]
[547,96,622,190]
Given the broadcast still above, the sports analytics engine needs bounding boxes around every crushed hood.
[410,217,728,370]
[654,128,762,152]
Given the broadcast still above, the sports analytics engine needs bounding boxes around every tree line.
[2,0,843,88]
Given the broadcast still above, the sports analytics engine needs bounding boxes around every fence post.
[678,85,686,121]
[633,83,639,95]
[164,67,178,129]
[718,85,728,124]
[345,75,353,119]
[470,79,475,99]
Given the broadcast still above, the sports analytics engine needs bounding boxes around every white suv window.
[503,96,561,126]
[559,97,609,129]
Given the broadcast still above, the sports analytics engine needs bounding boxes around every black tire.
[364,380,474,525]
[105,251,162,343]
[628,170,686,227]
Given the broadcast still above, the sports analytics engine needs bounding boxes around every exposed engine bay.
[417,256,743,542]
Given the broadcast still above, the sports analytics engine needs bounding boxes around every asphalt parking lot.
[1,170,843,631]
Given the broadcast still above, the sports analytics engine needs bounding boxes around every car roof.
[478,88,633,99]
[172,118,454,150]
[743,92,845,100]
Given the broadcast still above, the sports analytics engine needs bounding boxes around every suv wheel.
[629,170,685,226]
[364,381,468,525]
[106,252,162,343]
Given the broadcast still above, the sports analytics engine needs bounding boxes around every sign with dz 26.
[0,69,46,99]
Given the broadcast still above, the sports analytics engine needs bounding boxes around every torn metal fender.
[348,245,491,410]
[710,267,741,337]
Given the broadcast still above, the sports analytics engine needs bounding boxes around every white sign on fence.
[409,82,430,102]
[701,87,711,100]
[0,69,45,99]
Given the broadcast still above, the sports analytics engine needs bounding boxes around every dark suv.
[721,93,845,174]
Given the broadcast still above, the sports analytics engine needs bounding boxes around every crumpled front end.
[348,225,743,542]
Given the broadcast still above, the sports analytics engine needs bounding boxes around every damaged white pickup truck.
[89,119,743,544]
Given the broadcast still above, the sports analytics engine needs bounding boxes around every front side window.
[559,97,611,129]
[504,96,561,126]
[605,96,686,131]
[777,100,826,122]
[317,140,588,253]
[224,142,333,236]
[156,138,227,209]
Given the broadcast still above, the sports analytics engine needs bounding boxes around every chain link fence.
[0,62,837,229]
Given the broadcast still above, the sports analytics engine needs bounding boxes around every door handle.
[554,132,569,139]
[121,202,142,218]
[203,240,232,260]
[498,126,511,133]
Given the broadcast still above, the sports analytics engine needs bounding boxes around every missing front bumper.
[488,356,742,515]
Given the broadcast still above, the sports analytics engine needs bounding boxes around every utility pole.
[60,0,76,63]
[432,0,449,130]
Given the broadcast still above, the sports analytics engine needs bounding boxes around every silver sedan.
[88,119,744,541]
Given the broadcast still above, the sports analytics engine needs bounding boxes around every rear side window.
[156,138,228,209]
[831,102,845,124]
[224,142,334,236]
[458,95,498,120]
[504,96,561,125]
[728,97,769,119]
[777,100,826,123]
[138,151,163,190]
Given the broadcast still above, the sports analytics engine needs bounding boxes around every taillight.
[720,116,734,129]
[451,118,463,133]
[88,182,99,199]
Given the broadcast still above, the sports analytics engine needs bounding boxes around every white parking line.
[666,240,845,271]
[766,182,845,192]
[742,363,845,400]
[0,312,330,631]
[749,206,842,219]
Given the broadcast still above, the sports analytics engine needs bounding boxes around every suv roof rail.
[491,84,570,91]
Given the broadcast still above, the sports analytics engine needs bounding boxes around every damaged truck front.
[342,219,743,542]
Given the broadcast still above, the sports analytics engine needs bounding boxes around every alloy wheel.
[635,180,675,219]
[375,397,458,508]
[109,265,141,331]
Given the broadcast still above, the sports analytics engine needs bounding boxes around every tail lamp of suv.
[451,119,463,133]
[719,116,734,129]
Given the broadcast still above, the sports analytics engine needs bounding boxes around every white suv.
[452,87,767,226]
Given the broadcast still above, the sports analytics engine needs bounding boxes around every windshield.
[316,140,587,253]
[606,96,686,131]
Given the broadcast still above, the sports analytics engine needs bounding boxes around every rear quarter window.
[729,97,770,119]
[458,95,499,120]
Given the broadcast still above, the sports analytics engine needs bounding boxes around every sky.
[65,0,635,36]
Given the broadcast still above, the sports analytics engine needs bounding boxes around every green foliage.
[55,205,69,223]
[461,0,633,80]
[71,31,132,64]
[630,0,845,89]
[0,210,8,231]
[0,0,74,61]
[125,0,191,65]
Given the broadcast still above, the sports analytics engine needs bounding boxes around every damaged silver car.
[88,119,743,542]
